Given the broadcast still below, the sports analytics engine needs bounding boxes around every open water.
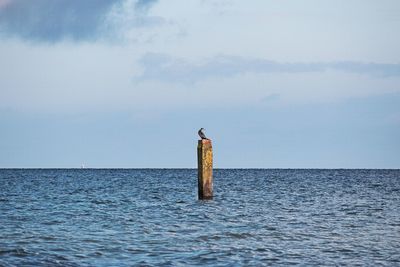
[0,169,399,266]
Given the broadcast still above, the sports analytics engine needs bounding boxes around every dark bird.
[198,128,209,140]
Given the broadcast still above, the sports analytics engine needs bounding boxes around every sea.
[0,169,399,266]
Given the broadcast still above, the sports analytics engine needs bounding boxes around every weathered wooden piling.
[197,139,213,199]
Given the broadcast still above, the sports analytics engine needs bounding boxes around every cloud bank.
[137,53,400,84]
[0,0,159,42]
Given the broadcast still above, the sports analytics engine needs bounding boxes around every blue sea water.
[0,169,399,266]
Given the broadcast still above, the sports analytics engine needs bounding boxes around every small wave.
[40,236,57,241]
[0,247,30,257]
[42,220,63,226]
[90,199,113,205]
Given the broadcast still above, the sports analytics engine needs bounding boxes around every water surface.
[1,169,399,266]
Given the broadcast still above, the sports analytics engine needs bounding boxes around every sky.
[0,0,399,168]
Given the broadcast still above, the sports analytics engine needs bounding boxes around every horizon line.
[0,167,399,170]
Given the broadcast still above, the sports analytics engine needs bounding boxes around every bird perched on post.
[198,128,209,140]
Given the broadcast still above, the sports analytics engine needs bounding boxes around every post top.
[198,139,212,145]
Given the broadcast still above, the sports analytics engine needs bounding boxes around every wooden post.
[197,139,213,199]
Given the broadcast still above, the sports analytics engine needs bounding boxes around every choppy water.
[1,169,399,266]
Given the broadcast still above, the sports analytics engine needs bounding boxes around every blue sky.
[0,0,399,168]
